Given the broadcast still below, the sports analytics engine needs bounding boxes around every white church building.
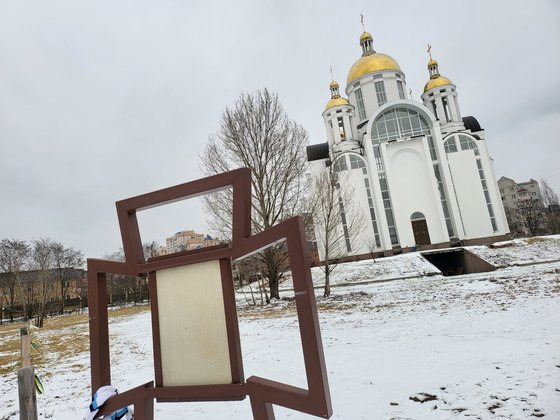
[307,30,509,259]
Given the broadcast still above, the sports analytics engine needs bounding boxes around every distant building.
[498,177,547,237]
[160,230,221,255]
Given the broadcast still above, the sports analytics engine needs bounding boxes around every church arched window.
[444,134,479,155]
[371,107,431,144]
[348,153,366,170]
[332,155,348,173]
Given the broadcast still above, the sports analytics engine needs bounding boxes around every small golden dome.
[428,58,438,67]
[424,75,453,92]
[329,80,339,88]
[360,31,372,42]
[325,97,349,111]
[347,52,401,85]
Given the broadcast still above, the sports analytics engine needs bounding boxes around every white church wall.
[383,139,448,248]
[349,80,376,120]
[475,139,510,235]
[362,82,378,117]
[362,134,393,250]
[309,157,374,261]
[447,151,493,238]
[341,164,378,255]
[313,215,347,262]
[323,119,334,146]
[382,75,402,103]
[433,130,465,239]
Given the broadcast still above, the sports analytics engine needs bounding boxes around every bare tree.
[52,242,84,314]
[200,88,308,300]
[0,239,30,322]
[30,238,56,327]
[503,205,521,238]
[540,178,560,234]
[366,238,379,262]
[103,248,137,305]
[143,241,159,260]
[101,242,157,306]
[103,249,124,305]
[309,165,365,297]
[138,241,160,303]
[516,198,546,237]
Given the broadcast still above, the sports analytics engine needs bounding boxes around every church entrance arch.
[410,212,431,247]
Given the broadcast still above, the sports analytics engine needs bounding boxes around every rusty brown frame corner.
[87,168,332,419]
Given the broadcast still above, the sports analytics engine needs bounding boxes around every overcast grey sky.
[1,1,559,259]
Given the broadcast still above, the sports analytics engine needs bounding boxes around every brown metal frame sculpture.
[87,168,332,419]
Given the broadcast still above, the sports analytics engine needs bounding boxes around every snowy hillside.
[1,237,559,419]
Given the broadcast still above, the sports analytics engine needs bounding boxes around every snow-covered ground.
[468,235,560,268]
[1,237,559,419]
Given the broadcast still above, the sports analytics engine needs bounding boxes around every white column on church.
[434,97,446,123]
[447,92,460,122]
[342,114,353,141]
[453,94,462,121]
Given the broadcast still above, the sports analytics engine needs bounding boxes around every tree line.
[0,239,163,326]
[99,242,160,308]
[0,238,84,326]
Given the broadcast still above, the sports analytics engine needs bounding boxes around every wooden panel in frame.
[148,257,245,401]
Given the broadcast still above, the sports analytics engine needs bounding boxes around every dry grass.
[237,294,369,319]
[0,304,151,377]
[238,303,296,319]
[526,237,547,244]
[108,304,151,318]
[1,298,365,376]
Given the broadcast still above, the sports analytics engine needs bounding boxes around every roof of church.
[325,96,350,111]
[423,75,453,92]
[347,52,401,85]
[307,142,329,162]
[463,116,482,132]
[360,31,372,42]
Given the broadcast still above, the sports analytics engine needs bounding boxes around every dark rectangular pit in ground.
[421,248,495,276]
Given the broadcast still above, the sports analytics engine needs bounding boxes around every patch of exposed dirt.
[409,392,438,403]
[487,401,503,413]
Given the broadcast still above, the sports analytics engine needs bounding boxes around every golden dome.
[360,31,372,42]
[347,53,401,85]
[325,97,349,111]
[424,75,453,92]
[428,58,438,67]
[329,80,339,88]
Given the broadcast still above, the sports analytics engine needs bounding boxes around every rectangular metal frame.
[88,168,332,419]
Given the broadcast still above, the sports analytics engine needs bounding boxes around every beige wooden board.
[156,260,232,386]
